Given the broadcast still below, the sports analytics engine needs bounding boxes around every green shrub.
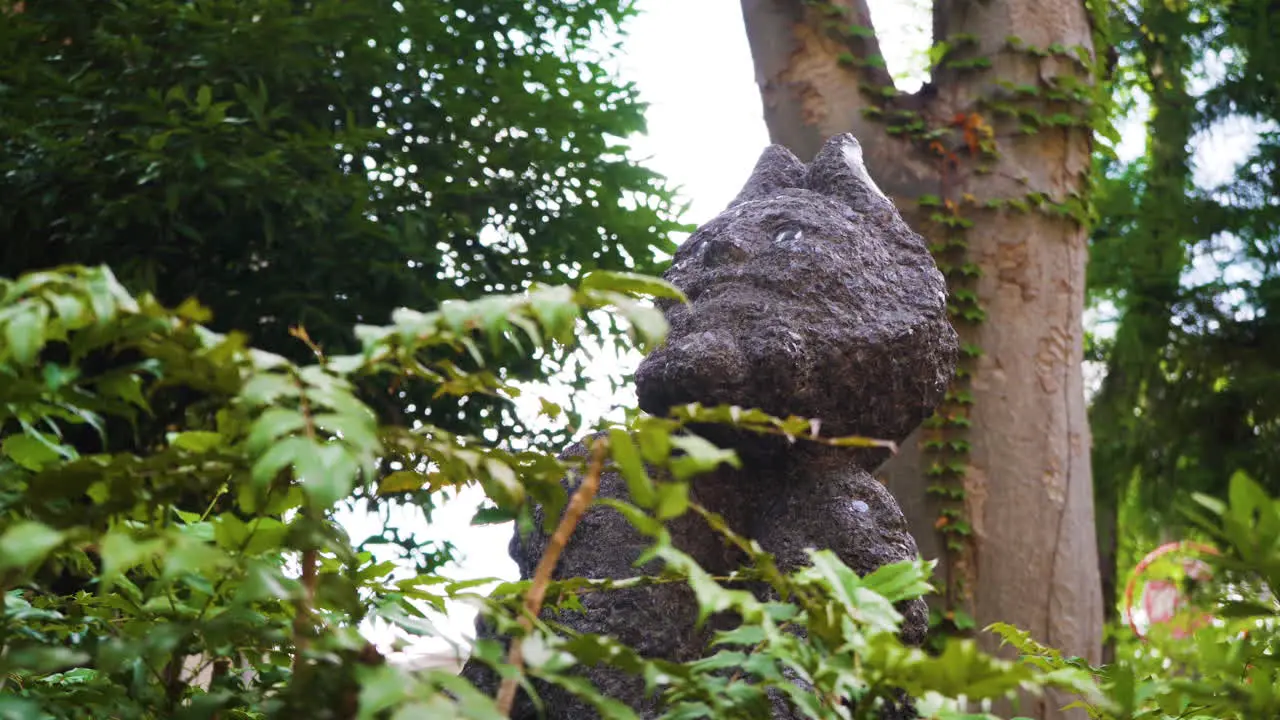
[0,265,1273,719]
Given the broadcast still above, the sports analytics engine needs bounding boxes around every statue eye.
[773,224,803,244]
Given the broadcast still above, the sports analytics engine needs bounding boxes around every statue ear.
[726,144,807,209]
[805,133,894,216]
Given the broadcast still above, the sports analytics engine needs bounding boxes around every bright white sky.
[349,0,1268,664]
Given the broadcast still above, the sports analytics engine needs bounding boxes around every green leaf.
[580,270,687,302]
[174,297,213,323]
[246,408,308,453]
[471,506,516,525]
[357,664,412,720]
[251,436,315,488]
[528,285,580,342]
[168,430,225,453]
[296,441,359,509]
[668,434,738,481]
[99,530,164,588]
[928,41,953,67]
[479,458,524,510]
[3,646,90,675]
[636,423,672,465]
[163,536,227,579]
[597,499,663,537]
[803,549,902,635]
[97,373,151,412]
[608,429,654,508]
[2,433,63,471]
[377,606,444,637]
[0,522,65,571]
[0,696,44,720]
[3,300,50,366]
[1228,470,1271,531]
[196,85,212,112]
[861,559,934,603]
[618,303,668,348]
[654,482,689,521]
[241,373,299,407]
[378,470,429,494]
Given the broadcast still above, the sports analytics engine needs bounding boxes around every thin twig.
[496,437,609,716]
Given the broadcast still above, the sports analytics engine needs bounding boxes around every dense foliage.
[0,266,1276,720]
[0,0,684,446]
[1002,470,1280,720]
[0,0,687,577]
[1089,0,1280,527]
[0,265,1053,719]
[1085,0,1280,644]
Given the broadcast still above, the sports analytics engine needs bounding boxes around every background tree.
[1088,0,1280,650]
[0,0,685,569]
[0,0,681,437]
[736,1,1106,716]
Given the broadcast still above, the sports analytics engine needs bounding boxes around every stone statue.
[460,134,958,719]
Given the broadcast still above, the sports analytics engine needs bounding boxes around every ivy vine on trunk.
[737,2,1108,716]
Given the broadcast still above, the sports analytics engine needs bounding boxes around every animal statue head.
[635,134,957,455]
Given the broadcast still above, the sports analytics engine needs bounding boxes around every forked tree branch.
[738,0,898,161]
[738,0,943,200]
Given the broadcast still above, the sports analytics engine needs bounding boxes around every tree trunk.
[738,1,1103,716]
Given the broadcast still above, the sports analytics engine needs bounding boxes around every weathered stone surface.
[636,136,954,448]
[460,134,958,719]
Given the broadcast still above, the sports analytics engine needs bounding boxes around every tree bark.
[738,1,1103,717]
